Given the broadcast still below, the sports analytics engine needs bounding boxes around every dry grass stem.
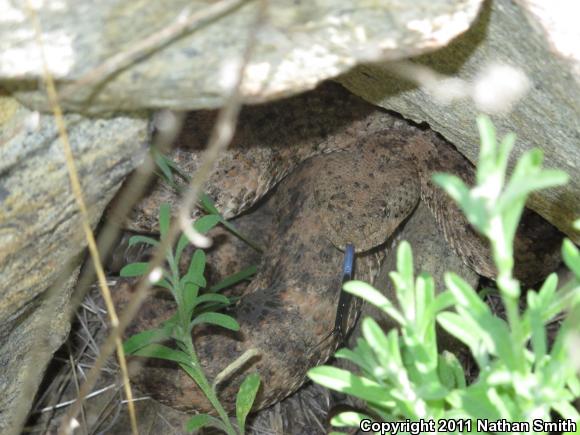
[59,0,267,432]
[25,4,138,434]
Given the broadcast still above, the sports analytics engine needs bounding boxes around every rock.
[1,0,482,114]
[0,94,148,433]
[517,0,580,80]
[337,0,580,243]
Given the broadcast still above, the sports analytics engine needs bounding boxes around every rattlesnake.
[110,83,562,413]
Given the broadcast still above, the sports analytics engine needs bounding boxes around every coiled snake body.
[111,83,561,413]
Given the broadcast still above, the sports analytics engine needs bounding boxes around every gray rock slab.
[0,94,148,433]
[1,0,482,114]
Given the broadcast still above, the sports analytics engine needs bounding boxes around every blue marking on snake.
[334,243,355,343]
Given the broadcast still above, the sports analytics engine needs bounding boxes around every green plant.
[121,203,260,434]
[153,150,263,252]
[308,116,580,434]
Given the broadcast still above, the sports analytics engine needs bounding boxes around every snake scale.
[110,83,562,413]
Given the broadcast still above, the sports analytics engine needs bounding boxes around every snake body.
[111,83,562,413]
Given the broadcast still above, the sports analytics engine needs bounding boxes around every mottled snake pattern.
[110,83,562,413]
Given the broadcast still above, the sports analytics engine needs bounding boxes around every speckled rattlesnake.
[110,83,561,413]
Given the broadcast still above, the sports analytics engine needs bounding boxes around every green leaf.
[552,401,580,422]
[352,337,381,375]
[415,273,436,343]
[180,274,206,289]
[500,168,569,212]
[562,239,580,279]
[384,329,404,367]
[199,194,263,252]
[193,214,221,234]
[433,173,488,232]
[437,351,466,389]
[175,233,190,265]
[123,326,173,355]
[184,249,207,289]
[487,388,516,420]
[159,203,171,240]
[476,115,497,185]
[444,273,488,317]
[194,293,230,308]
[191,312,240,331]
[392,242,415,321]
[537,273,558,306]
[431,290,455,313]
[199,192,220,215]
[210,265,257,293]
[397,241,414,288]
[153,150,175,185]
[432,173,470,206]
[528,305,547,362]
[182,247,205,280]
[330,411,369,427]
[437,312,485,357]
[127,235,159,248]
[343,281,405,325]
[131,343,192,365]
[182,281,200,317]
[361,317,391,369]
[184,414,226,432]
[307,366,392,407]
[496,132,516,181]
[236,373,261,434]
[456,384,502,421]
[456,305,516,369]
[402,329,438,381]
[334,347,374,374]
[154,277,173,292]
[120,262,149,277]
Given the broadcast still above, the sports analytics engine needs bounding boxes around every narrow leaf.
[528,306,547,361]
[236,373,261,433]
[153,150,174,182]
[330,411,369,427]
[194,293,230,308]
[193,214,221,234]
[128,235,159,248]
[438,351,466,389]
[199,192,220,215]
[307,366,392,406]
[343,281,405,325]
[437,312,484,352]
[185,414,226,432]
[131,343,192,365]
[210,265,257,293]
[476,115,497,185]
[159,203,171,240]
[361,317,391,368]
[120,262,149,277]
[562,239,580,279]
[191,312,240,331]
[175,233,190,265]
[444,273,488,316]
[123,326,173,355]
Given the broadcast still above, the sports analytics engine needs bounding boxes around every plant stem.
[490,219,526,372]
[181,334,237,434]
